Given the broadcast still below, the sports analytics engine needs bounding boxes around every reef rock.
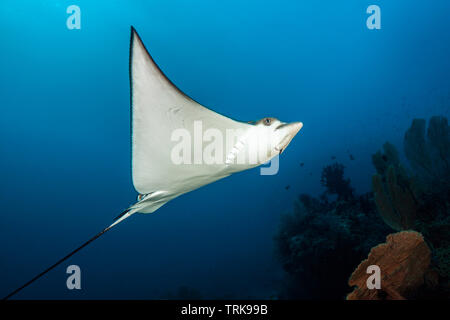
[320,162,354,201]
[347,231,431,300]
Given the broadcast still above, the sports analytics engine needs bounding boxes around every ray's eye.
[264,118,272,126]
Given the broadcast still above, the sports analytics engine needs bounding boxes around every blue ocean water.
[0,0,449,299]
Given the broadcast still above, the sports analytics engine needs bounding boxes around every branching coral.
[372,166,418,231]
[404,116,450,191]
[404,119,432,177]
[372,141,400,176]
[371,143,419,231]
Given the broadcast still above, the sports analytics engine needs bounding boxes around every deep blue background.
[0,0,449,299]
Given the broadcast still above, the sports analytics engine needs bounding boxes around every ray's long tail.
[3,206,140,300]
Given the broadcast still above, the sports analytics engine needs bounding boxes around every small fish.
[300,162,304,167]
[285,185,290,190]
[349,154,355,160]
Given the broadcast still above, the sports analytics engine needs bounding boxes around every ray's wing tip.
[130,25,136,33]
[130,26,137,40]
[130,27,146,52]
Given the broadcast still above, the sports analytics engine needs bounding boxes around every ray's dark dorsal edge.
[130,26,195,103]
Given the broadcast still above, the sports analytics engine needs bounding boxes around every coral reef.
[274,163,390,299]
[275,115,449,300]
[363,115,450,299]
[320,162,354,200]
[371,116,450,232]
[347,231,431,300]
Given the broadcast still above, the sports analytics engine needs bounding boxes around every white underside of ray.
[130,29,252,213]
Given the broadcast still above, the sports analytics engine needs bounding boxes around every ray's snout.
[275,121,303,154]
[276,121,303,135]
[289,121,303,135]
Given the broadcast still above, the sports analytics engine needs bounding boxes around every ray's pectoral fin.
[129,26,251,207]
